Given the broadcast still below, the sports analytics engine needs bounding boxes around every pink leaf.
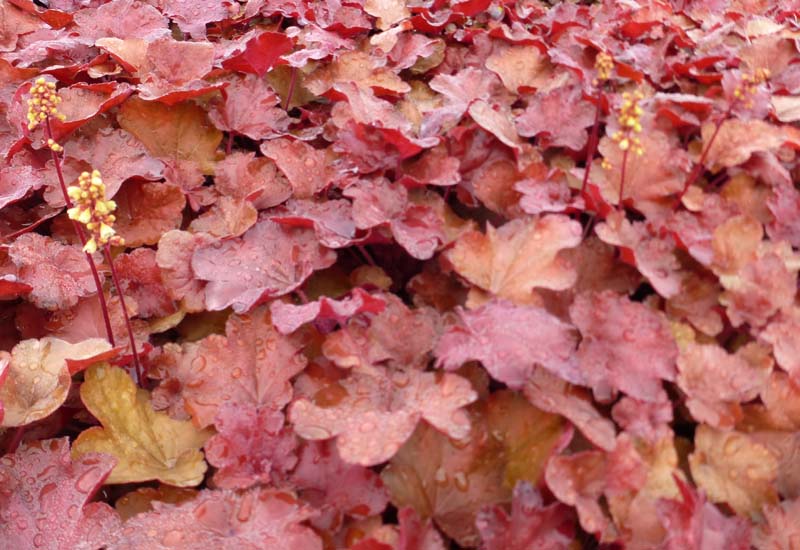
[477,481,575,550]
[270,288,386,334]
[191,219,337,313]
[570,291,677,402]
[0,438,120,550]
[205,404,297,490]
[290,366,477,466]
[154,306,307,429]
[656,477,751,550]
[109,489,322,549]
[435,300,581,388]
[292,440,389,521]
[9,233,98,311]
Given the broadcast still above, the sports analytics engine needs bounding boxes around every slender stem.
[226,132,234,155]
[284,67,298,111]
[44,117,115,346]
[103,244,143,386]
[674,109,730,208]
[581,92,603,195]
[357,245,377,267]
[4,426,26,455]
[0,214,52,242]
[618,148,629,208]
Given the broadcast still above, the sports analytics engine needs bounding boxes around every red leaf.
[524,367,616,452]
[114,181,186,247]
[8,233,98,311]
[114,248,176,318]
[160,0,237,38]
[190,218,337,312]
[0,162,47,210]
[570,290,677,402]
[214,151,292,207]
[435,300,582,388]
[322,294,439,371]
[64,127,164,202]
[292,440,389,522]
[476,481,575,550]
[222,31,293,76]
[290,366,477,466]
[137,36,221,104]
[397,507,446,550]
[656,477,751,550]
[761,306,800,383]
[0,438,120,549]
[154,306,307,429]
[205,404,297,490]
[269,198,359,248]
[260,139,336,199]
[156,230,216,313]
[108,489,322,549]
[209,74,291,139]
[47,82,133,140]
[270,288,386,334]
[676,341,771,428]
[72,0,168,41]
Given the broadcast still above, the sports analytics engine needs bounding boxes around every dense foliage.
[0,0,799,548]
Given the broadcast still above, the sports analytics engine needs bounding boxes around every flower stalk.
[27,78,115,347]
[27,77,143,385]
[67,169,143,384]
[674,68,770,207]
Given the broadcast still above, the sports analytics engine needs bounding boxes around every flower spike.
[66,170,124,254]
[26,77,66,131]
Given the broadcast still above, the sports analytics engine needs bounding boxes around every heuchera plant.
[0,0,799,548]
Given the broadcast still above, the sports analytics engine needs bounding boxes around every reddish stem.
[4,426,26,455]
[226,132,234,155]
[618,148,629,208]
[357,245,377,267]
[44,117,115,346]
[284,67,298,111]
[103,244,143,386]
[0,214,52,242]
[674,110,729,208]
[580,92,604,195]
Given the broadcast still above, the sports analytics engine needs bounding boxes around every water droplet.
[723,437,739,456]
[33,534,44,547]
[162,530,184,545]
[237,493,254,522]
[622,329,636,342]
[359,421,375,433]
[304,157,315,167]
[453,471,469,492]
[391,370,410,388]
[745,466,760,480]
[434,467,448,486]
[67,505,78,519]
[75,468,98,493]
[190,356,207,374]
[231,368,242,379]
[300,425,332,439]
[39,482,57,501]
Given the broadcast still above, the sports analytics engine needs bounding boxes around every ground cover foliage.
[0,0,799,548]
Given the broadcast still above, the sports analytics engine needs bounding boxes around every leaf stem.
[284,67,298,111]
[103,244,143,386]
[580,92,603,195]
[44,117,115,346]
[618,148,629,208]
[674,109,730,208]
